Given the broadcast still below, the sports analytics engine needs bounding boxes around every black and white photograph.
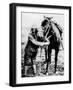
[10,3,71,86]
[21,13,64,77]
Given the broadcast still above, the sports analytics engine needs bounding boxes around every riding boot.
[24,66,28,76]
[33,64,36,74]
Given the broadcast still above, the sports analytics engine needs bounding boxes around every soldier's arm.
[29,34,50,46]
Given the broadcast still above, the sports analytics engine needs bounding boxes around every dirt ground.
[21,47,64,77]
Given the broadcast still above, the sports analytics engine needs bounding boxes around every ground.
[21,46,64,77]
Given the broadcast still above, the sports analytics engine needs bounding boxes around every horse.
[41,16,63,74]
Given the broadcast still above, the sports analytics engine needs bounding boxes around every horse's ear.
[47,17,53,20]
[44,16,46,19]
[43,16,53,21]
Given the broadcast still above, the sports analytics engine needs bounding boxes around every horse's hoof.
[31,72,35,76]
[53,71,56,73]
[43,71,47,74]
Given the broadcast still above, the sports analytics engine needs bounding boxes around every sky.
[21,12,64,43]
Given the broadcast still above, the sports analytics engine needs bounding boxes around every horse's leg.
[54,49,59,73]
[45,48,52,74]
[48,49,52,64]
[45,47,48,63]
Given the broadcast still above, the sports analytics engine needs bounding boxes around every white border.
[16,6,69,84]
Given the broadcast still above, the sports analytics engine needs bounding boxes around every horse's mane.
[53,22,63,36]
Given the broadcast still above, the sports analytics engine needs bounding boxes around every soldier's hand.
[43,41,50,46]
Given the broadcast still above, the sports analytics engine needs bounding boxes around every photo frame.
[9,3,71,87]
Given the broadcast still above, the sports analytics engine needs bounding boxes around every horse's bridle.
[44,20,52,39]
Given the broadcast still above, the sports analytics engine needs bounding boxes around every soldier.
[23,27,50,77]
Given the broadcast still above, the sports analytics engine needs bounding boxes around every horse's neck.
[51,22,61,39]
[45,27,54,38]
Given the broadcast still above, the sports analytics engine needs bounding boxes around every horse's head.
[41,16,52,32]
[41,16,63,37]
